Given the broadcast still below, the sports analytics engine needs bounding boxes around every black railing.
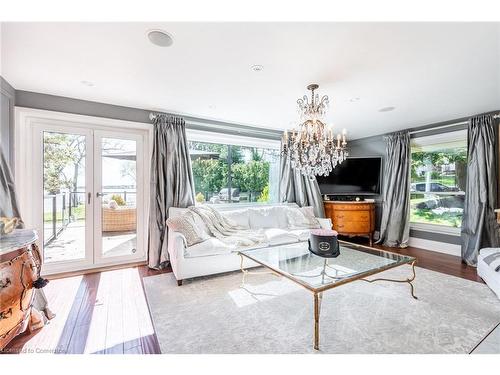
[43,190,137,246]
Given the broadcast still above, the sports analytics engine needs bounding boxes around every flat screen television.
[316,157,382,196]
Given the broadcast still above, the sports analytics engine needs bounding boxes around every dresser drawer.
[334,211,371,223]
[332,203,372,211]
[334,221,371,234]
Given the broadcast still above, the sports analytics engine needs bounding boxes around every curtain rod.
[410,113,500,135]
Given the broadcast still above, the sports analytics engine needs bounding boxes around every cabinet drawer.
[334,211,371,223]
[334,221,371,234]
[332,204,372,211]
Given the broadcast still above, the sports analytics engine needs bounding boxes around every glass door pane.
[99,137,138,258]
[42,131,87,263]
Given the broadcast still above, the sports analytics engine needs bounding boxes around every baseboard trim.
[44,261,148,280]
[409,236,461,257]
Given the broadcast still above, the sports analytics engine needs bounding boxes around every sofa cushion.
[184,238,232,258]
[289,229,311,242]
[264,228,299,246]
[220,209,250,229]
[166,212,211,246]
[248,206,288,229]
[285,206,321,229]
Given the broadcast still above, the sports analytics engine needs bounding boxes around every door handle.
[96,192,105,198]
[87,192,91,204]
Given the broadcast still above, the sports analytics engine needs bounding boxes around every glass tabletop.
[239,241,415,292]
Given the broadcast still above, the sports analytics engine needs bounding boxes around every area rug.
[143,266,500,354]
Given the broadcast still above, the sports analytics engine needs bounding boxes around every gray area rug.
[143,266,500,353]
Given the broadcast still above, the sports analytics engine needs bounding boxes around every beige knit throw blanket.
[188,205,266,248]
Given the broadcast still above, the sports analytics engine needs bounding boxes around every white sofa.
[167,203,332,285]
[477,247,500,300]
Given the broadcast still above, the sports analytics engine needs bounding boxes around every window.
[187,133,280,205]
[410,130,467,228]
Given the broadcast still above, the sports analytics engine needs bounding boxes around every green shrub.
[195,192,205,203]
[257,185,270,203]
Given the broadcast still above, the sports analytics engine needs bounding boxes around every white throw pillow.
[286,206,321,229]
[108,200,119,209]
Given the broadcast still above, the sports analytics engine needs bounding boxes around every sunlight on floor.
[227,277,301,308]
[83,268,154,354]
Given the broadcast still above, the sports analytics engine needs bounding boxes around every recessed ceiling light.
[349,97,360,102]
[251,65,264,72]
[80,80,94,87]
[147,29,173,47]
[379,106,396,112]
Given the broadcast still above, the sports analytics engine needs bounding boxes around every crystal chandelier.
[281,84,348,178]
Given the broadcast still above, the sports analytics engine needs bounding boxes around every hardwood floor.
[3,244,482,354]
[3,265,169,354]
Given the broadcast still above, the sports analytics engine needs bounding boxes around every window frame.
[409,128,467,235]
[186,129,281,206]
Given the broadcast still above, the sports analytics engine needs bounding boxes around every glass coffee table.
[238,241,417,350]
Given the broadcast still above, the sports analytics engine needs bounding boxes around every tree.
[232,161,269,202]
[43,133,78,194]
[191,159,228,196]
[411,148,467,187]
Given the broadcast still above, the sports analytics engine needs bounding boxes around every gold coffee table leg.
[360,260,418,299]
[239,253,248,286]
[313,292,323,350]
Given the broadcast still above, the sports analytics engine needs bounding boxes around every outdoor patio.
[44,220,137,263]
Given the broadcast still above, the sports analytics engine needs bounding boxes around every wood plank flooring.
[3,244,483,354]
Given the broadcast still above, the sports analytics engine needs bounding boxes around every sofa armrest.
[317,217,332,230]
[167,229,187,261]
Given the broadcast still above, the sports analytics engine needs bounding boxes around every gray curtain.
[279,151,325,218]
[0,145,24,225]
[0,145,52,319]
[377,131,410,247]
[148,114,195,269]
[461,114,499,266]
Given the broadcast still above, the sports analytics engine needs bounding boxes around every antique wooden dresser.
[324,201,376,246]
[0,229,43,350]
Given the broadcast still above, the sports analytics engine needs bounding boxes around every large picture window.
[410,130,467,228]
[187,134,280,205]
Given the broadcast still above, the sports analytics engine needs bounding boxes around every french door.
[31,122,147,275]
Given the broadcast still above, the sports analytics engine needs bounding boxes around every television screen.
[316,157,382,195]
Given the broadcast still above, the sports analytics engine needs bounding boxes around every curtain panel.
[0,145,53,319]
[279,150,325,218]
[148,115,195,269]
[461,114,500,265]
[0,145,24,225]
[377,131,411,247]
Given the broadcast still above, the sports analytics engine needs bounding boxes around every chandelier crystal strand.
[281,84,348,178]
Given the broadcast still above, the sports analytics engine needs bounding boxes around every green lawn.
[43,205,85,223]
[412,177,457,187]
[410,195,462,227]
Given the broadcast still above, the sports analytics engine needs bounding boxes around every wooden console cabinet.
[324,201,376,246]
[0,230,43,350]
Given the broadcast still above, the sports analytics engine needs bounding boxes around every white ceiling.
[1,22,499,139]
